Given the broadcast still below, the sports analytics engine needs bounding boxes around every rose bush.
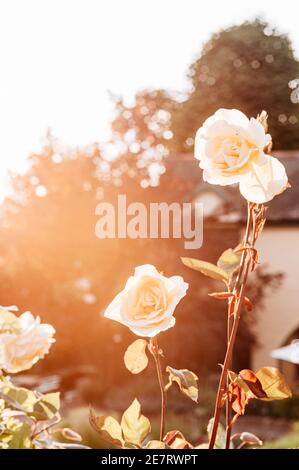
[104,264,188,337]
[0,306,86,448]
[194,108,288,203]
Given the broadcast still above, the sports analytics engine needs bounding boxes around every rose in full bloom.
[194,108,288,203]
[0,307,55,373]
[104,264,188,337]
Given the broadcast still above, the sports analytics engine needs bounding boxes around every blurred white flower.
[271,341,299,364]
[195,108,288,203]
[104,264,188,337]
[0,309,55,373]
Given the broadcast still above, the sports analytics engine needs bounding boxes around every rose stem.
[151,336,166,441]
[225,299,233,448]
[209,202,254,449]
[225,202,254,448]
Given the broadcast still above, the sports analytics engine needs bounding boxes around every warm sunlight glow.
[0,0,298,199]
[0,0,298,453]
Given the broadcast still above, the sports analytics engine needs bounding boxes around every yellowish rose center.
[124,277,169,322]
[212,132,259,175]
[0,311,21,334]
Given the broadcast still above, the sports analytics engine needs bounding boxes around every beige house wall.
[252,226,299,371]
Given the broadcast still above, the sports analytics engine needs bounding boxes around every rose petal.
[239,155,288,203]
[129,317,176,338]
[203,169,244,186]
[103,292,123,321]
[134,264,160,278]
[205,109,249,129]
[248,118,267,150]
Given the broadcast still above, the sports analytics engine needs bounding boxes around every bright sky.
[0,0,298,195]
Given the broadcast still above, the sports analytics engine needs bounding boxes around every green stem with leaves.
[209,201,255,449]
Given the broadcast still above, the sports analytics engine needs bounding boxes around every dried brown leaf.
[239,369,267,399]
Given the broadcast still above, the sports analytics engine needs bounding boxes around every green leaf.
[144,440,166,449]
[0,382,60,421]
[121,398,151,446]
[124,339,148,374]
[195,443,209,449]
[89,408,124,447]
[32,392,60,420]
[257,110,268,132]
[217,248,242,276]
[163,430,193,449]
[238,369,267,399]
[123,442,140,449]
[240,432,263,446]
[255,367,292,400]
[0,384,37,413]
[166,366,199,403]
[237,367,292,402]
[181,257,229,283]
[7,422,33,449]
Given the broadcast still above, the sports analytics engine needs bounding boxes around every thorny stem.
[150,337,166,441]
[209,201,255,449]
[225,298,233,449]
[225,201,254,448]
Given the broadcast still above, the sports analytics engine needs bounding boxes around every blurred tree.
[0,137,110,374]
[107,89,177,189]
[113,20,299,156]
[171,19,299,151]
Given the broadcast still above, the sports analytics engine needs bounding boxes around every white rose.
[104,264,188,337]
[0,308,55,373]
[194,108,288,203]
